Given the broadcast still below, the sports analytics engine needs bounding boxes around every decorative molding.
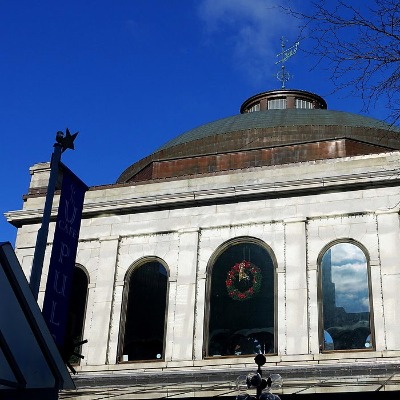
[6,168,400,226]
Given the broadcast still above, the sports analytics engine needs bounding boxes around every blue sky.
[0,0,388,243]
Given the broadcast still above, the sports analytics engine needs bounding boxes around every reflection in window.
[207,240,275,357]
[66,266,89,364]
[323,330,334,351]
[121,261,168,361]
[320,243,373,351]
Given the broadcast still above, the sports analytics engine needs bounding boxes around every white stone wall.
[10,152,400,371]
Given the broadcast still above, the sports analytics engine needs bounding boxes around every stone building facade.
[6,89,400,398]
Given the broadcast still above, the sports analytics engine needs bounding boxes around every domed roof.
[117,92,400,184]
[157,109,396,152]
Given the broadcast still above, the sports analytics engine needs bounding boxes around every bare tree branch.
[283,0,400,124]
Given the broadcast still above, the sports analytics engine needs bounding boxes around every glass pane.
[268,98,287,110]
[296,98,313,109]
[249,103,260,112]
[208,242,275,357]
[321,243,372,350]
[122,262,168,361]
[66,267,88,364]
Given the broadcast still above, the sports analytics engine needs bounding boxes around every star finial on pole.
[56,128,79,152]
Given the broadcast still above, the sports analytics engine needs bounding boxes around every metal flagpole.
[30,129,78,300]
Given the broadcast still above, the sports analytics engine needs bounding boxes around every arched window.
[319,242,374,351]
[65,265,89,364]
[206,238,276,357]
[119,259,168,362]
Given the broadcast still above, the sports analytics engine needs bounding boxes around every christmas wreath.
[225,261,262,301]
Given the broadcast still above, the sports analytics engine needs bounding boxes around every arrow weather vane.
[275,37,300,89]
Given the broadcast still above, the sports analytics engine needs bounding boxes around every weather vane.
[275,36,299,89]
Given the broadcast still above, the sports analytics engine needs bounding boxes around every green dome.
[157,109,398,151]
[118,108,400,183]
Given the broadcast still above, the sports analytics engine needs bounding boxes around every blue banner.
[42,167,87,349]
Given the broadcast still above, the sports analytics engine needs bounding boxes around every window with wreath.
[320,242,374,351]
[120,260,168,362]
[65,265,89,364]
[207,239,276,357]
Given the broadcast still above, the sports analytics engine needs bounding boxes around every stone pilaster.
[284,218,309,355]
[85,236,119,365]
[167,228,199,362]
[376,210,400,350]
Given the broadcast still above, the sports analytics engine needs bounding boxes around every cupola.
[240,89,327,113]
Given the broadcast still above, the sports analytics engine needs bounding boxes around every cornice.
[5,168,400,227]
